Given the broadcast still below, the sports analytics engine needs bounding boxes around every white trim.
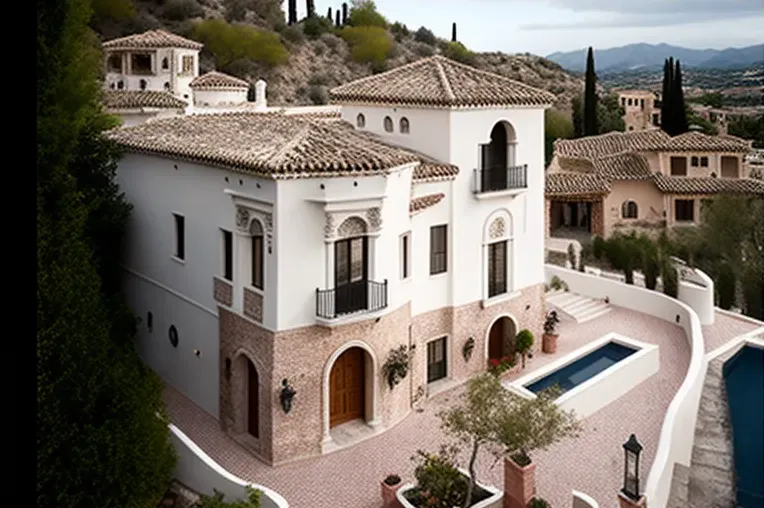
[714,307,764,326]
[571,491,600,508]
[706,327,764,361]
[481,290,521,309]
[321,340,379,452]
[123,266,217,317]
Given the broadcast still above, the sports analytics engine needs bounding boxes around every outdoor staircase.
[546,291,611,323]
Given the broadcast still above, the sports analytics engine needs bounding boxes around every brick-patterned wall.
[243,287,263,323]
[213,276,233,306]
[544,199,551,238]
[591,199,604,237]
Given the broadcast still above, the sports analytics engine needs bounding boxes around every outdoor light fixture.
[622,434,643,500]
[463,337,475,362]
[280,379,296,414]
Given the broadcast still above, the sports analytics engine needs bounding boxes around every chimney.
[255,79,267,109]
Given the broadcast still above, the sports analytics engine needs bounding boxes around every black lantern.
[280,379,296,414]
[622,434,643,500]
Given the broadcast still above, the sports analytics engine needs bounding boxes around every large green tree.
[37,1,176,507]
[673,60,689,135]
[583,47,598,136]
[660,58,673,135]
[545,108,574,165]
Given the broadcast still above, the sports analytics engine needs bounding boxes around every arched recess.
[336,216,368,239]
[484,313,519,362]
[321,340,379,445]
[482,121,517,169]
[621,200,638,219]
[230,349,265,439]
[483,209,514,298]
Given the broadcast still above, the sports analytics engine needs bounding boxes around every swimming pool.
[525,341,638,394]
[723,344,764,508]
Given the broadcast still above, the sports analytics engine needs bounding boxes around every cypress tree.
[335,9,341,27]
[288,0,297,24]
[583,47,598,136]
[660,58,673,135]
[451,22,457,42]
[306,0,315,18]
[673,59,689,134]
[327,6,332,20]
[342,2,348,24]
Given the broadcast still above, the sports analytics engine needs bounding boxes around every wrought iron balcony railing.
[316,279,388,320]
[473,164,528,194]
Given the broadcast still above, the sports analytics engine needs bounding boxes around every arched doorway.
[246,359,259,438]
[487,316,517,362]
[480,122,517,192]
[329,347,366,428]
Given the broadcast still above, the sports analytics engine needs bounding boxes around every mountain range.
[546,43,764,73]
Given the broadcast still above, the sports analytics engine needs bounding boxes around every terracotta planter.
[381,479,403,508]
[503,457,536,508]
[542,333,558,354]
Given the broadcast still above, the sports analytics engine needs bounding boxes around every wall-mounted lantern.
[621,434,643,500]
[462,337,475,362]
[168,325,179,348]
[280,379,296,414]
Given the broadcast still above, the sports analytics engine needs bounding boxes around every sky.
[312,0,764,56]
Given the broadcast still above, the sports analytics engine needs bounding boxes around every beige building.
[617,90,661,132]
[689,104,730,134]
[545,130,763,241]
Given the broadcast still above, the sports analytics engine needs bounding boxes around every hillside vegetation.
[92,0,583,109]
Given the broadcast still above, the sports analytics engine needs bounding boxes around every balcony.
[316,279,388,321]
[473,164,528,197]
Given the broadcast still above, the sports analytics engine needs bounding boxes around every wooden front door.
[329,348,365,428]
[247,360,259,438]
[488,320,505,361]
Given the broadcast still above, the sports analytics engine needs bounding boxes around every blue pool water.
[525,341,637,394]
[722,345,764,508]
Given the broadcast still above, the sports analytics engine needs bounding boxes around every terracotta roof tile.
[657,131,752,153]
[409,193,446,215]
[103,90,187,110]
[592,152,653,180]
[190,71,249,90]
[329,55,556,108]
[554,130,671,159]
[412,162,459,182]
[549,156,596,174]
[102,29,203,50]
[545,172,610,197]
[106,112,422,178]
[651,175,764,195]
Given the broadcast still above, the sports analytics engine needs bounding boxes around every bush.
[193,486,262,507]
[638,234,661,290]
[308,85,328,105]
[340,26,394,66]
[592,235,605,260]
[161,0,204,20]
[302,15,332,39]
[280,23,306,44]
[407,446,469,508]
[414,41,435,57]
[661,257,678,298]
[414,26,437,45]
[529,498,551,508]
[390,21,409,41]
[515,329,534,368]
[192,19,289,68]
[442,41,475,65]
[716,261,736,310]
[346,0,388,28]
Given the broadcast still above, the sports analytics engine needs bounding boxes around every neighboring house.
[107,55,555,466]
[689,104,729,134]
[102,90,188,127]
[545,130,764,240]
[617,90,661,131]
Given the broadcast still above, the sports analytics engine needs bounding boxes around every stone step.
[546,291,579,305]
[577,306,612,323]
[566,299,605,314]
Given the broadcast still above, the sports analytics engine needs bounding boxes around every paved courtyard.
[164,306,759,508]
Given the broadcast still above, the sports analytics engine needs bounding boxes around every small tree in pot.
[542,311,560,354]
[515,329,534,368]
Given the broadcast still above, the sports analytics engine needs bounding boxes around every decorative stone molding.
[366,207,382,232]
[243,287,263,323]
[262,213,273,233]
[235,207,250,232]
[337,216,368,239]
[250,219,264,236]
[323,213,335,239]
[213,276,233,306]
[489,217,506,239]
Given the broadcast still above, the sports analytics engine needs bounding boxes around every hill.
[547,43,764,74]
[92,0,583,110]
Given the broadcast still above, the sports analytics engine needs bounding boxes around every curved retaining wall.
[169,423,289,508]
[544,265,706,508]
[572,490,600,508]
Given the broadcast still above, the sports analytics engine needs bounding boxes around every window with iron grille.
[488,241,507,298]
[430,225,447,275]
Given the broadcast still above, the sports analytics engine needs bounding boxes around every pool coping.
[706,327,764,362]
[504,332,659,418]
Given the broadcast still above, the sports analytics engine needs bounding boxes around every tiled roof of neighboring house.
[103,90,187,110]
[106,112,424,178]
[652,175,764,195]
[329,55,556,108]
[412,161,460,182]
[409,193,446,215]
[545,172,610,197]
[656,131,752,153]
[593,152,653,180]
[554,130,671,159]
[550,156,596,174]
[102,29,203,50]
[190,71,249,90]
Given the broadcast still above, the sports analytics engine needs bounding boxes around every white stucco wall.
[113,108,183,127]
[105,47,199,101]
[194,89,248,107]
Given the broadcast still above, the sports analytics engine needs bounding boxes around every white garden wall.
[571,490,599,508]
[544,266,706,508]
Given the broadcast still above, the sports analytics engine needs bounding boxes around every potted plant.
[486,354,516,377]
[381,474,403,507]
[382,345,412,390]
[542,311,560,354]
[515,329,534,369]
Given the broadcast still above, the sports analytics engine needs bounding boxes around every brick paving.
[702,310,762,353]
[163,306,758,508]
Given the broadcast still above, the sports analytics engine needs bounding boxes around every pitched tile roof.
[103,90,187,110]
[412,162,459,182]
[550,156,596,174]
[410,193,446,215]
[652,175,764,195]
[592,152,653,180]
[102,29,203,51]
[106,112,423,178]
[329,55,556,108]
[190,71,249,90]
[554,130,671,159]
[545,172,610,197]
[657,131,752,153]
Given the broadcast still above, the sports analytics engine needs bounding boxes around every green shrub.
[161,0,204,20]
[193,486,262,507]
[414,26,437,45]
[407,446,468,508]
[529,498,551,508]
[638,234,661,290]
[515,329,534,368]
[592,235,605,260]
[192,19,289,68]
[661,257,678,298]
[280,23,306,44]
[716,261,736,310]
[390,21,409,41]
[346,0,388,28]
[414,41,435,57]
[302,15,332,39]
[308,85,328,104]
[340,26,393,66]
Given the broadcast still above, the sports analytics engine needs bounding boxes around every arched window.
[399,117,410,134]
[164,82,171,91]
[484,211,513,298]
[621,200,638,219]
[628,98,633,106]
[250,220,264,290]
[117,80,124,90]
[162,57,169,70]
[356,113,365,128]
[383,116,393,133]
[139,79,147,91]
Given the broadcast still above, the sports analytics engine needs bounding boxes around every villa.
[545,129,764,241]
[616,90,661,132]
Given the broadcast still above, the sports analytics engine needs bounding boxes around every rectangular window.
[173,213,185,260]
[670,157,687,176]
[700,156,709,167]
[690,156,699,167]
[427,337,447,383]
[252,235,264,289]
[640,99,644,110]
[400,232,411,279]
[675,200,695,222]
[182,55,194,74]
[221,229,233,281]
[488,241,507,298]
[131,53,153,75]
[107,54,122,73]
[430,225,447,275]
